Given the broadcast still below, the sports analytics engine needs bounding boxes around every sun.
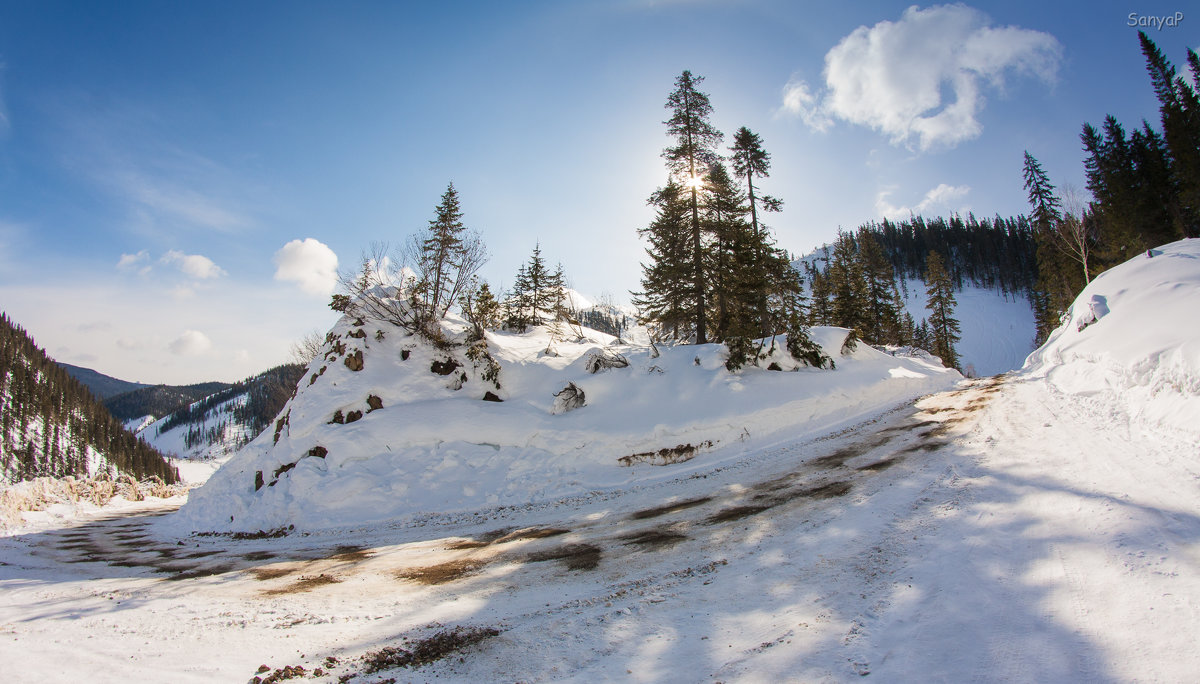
[683,174,705,190]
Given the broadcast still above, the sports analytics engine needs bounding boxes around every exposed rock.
[255,471,264,491]
[347,328,367,339]
[552,382,586,414]
[431,358,461,376]
[329,410,345,424]
[308,446,328,459]
[366,395,383,412]
[583,348,629,374]
[767,362,783,371]
[618,440,713,467]
[483,391,502,402]
[841,329,859,355]
[400,350,411,361]
[344,349,364,371]
[345,410,362,423]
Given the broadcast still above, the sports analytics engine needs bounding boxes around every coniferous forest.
[0,312,179,484]
[1024,31,1199,342]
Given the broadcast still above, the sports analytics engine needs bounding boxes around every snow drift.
[1024,238,1200,438]
[173,311,959,533]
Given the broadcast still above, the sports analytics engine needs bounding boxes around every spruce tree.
[827,233,868,333]
[1022,152,1062,233]
[662,70,723,344]
[700,163,750,342]
[634,180,695,340]
[507,244,558,331]
[856,232,903,345]
[420,183,468,317]
[924,252,962,370]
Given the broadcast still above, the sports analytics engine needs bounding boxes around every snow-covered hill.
[175,311,959,532]
[899,283,1034,377]
[130,365,305,484]
[1024,238,1200,439]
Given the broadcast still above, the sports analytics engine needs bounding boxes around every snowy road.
[3,375,1199,682]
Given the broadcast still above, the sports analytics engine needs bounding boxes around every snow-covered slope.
[175,313,959,533]
[899,284,1034,377]
[1024,238,1200,439]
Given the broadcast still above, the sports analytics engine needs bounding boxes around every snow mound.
[1024,238,1200,438]
[172,314,959,533]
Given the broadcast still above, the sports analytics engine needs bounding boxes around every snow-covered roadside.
[3,372,1199,682]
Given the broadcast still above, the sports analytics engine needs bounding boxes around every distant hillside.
[1,312,179,484]
[57,363,151,400]
[136,364,305,462]
[105,382,233,423]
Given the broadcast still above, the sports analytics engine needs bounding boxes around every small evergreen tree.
[924,252,962,370]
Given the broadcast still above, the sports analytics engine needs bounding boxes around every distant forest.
[153,364,304,451]
[105,381,233,423]
[0,312,179,484]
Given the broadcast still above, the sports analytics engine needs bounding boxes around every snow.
[173,317,958,533]
[1024,238,1200,440]
[2,239,1199,682]
[898,281,1035,377]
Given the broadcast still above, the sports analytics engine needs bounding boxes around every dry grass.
[362,625,502,673]
[262,573,341,594]
[396,559,489,585]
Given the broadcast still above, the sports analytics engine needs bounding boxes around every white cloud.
[162,249,225,279]
[876,183,971,219]
[116,337,143,351]
[168,329,213,356]
[116,250,151,273]
[273,238,339,297]
[781,4,1062,151]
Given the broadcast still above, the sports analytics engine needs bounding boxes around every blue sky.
[0,0,1194,383]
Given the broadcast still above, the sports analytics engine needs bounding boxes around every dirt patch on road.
[263,573,341,595]
[524,543,602,571]
[251,567,295,581]
[629,497,712,520]
[362,625,502,673]
[396,559,490,585]
[328,545,373,562]
[621,529,688,550]
[446,527,568,550]
[705,504,773,524]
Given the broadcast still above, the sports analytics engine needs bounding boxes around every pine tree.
[634,180,695,340]
[700,162,750,342]
[420,182,468,317]
[856,231,903,345]
[1140,31,1200,237]
[1022,151,1062,233]
[662,70,723,344]
[827,232,868,333]
[924,252,961,370]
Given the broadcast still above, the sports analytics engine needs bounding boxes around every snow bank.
[172,315,959,533]
[1023,238,1200,438]
[0,475,189,534]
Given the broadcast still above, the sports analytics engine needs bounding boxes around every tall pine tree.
[662,71,723,344]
